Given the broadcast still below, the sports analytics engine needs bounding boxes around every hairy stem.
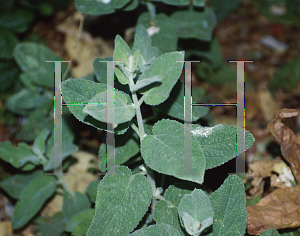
[56,174,73,195]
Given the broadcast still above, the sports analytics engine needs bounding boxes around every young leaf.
[178,189,214,235]
[98,129,139,172]
[82,89,135,125]
[0,169,44,199]
[171,7,217,41]
[132,25,161,72]
[87,165,152,236]
[141,119,206,184]
[12,175,57,229]
[130,75,162,93]
[129,223,182,235]
[0,141,40,170]
[137,51,184,106]
[210,175,247,236]
[31,129,50,158]
[155,80,209,121]
[154,183,198,236]
[61,78,129,135]
[113,35,132,85]
[65,209,95,235]
[191,124,255,169]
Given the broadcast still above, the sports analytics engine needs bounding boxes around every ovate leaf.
[191,124,255,169]
[178,189,214,235]
[61,78,129,134]
[129,224,181,236]
[31,129,50,158]
[141,119,206,184]
[0,169,43,199]
[138,51,184,106]
[87,165,152,236]
[210,175,247,236]
[82,88,135,125]
[35,212,65,236]
[12,175,57,229]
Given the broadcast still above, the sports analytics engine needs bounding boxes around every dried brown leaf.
[247,186,300,235]
[267,108,300,183]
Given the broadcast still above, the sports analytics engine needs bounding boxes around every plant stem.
[146,2,156,21]
[128,75,146,142]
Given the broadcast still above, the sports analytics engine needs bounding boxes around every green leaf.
[193,0,205,7]
[210,175,247,236]
[5,88,46,115]
[87,165,152,236]
[82,88,135,125]
[13,42,67,88]
[259,228,280,236]
[171,7,217,41]
[0,29,19,59]
[132,25,161,72]
[63,191,90,222]
[65,209,95,236]
[16,99,54,142]
[0,60,19,91]
[35,212,66,236]
[136,13,178,53]
[164,182,196,206]
[269,57,300,91]
[141,119,206,184]
[86,180,98,203]
[31,129,51,158]
[0,9,33,33]
[211,0,244,21]
[75,0,115,15]
[191,124,255,169]
[154,201,186,236]
[98,129,139,172]
[113,35,132,85]
[61,78,130,135]
[129,223,182,235]
[155,80,209,121]
[0,141,40,169]
[178,189,214,235]
[138,51,184,106]
[160,0,189,5]
[0,169,43,199]
[12,175,57,229]
[114,0,131,9]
